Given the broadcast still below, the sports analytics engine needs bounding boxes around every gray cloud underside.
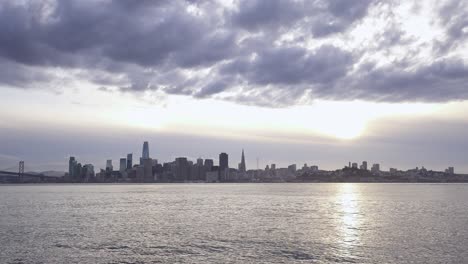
[0,0,467,106]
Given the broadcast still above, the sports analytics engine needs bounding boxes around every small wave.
[274,250,317,260]
[106,245,131,250]
[54,243,72,249]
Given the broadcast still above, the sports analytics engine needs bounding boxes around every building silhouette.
[174,157,189,181]
[126,153,133,169]
[204,159,214,171]
[142,141,150,159]
[238,149,246,173]
[119,158,126,173]
[219,152,229,181]
[106,160,113,171]
[69,157,76,179]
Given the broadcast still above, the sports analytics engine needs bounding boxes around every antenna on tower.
[256,157,259,170]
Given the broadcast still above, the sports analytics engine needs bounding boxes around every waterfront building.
[175,157,189,181]
[204,159,214,171]
[219,153,228,181]
[106,160,113,171]
[126,153,133,169]
[142,141,149,159]
[446,167,455,174]
[219,153,228,170]
[288,164,297,172]
[83,164,95,182]
[136,165,144,182]
[371,163,380,173]
[68,157,77,180]
[120,158,127,172]
[238,149,246,173]
[206,171,219,183]
[143,158,153,182]
[360,161,368,170]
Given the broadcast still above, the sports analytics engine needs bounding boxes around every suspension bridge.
[0,161,62,183]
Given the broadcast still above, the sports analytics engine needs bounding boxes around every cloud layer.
[0,0,467,106]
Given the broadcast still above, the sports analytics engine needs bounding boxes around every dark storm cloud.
[230,0,374,37]
[0,0,467,107]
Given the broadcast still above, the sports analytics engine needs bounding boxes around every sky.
[0,0,467,172]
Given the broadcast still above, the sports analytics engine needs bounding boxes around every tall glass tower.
[142,141,150,159]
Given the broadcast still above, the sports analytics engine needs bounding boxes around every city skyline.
[68,140,455,175]
[1,0,468,172]
[36,140,459,184]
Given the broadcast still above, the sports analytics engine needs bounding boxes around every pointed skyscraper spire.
[239,149,246,173]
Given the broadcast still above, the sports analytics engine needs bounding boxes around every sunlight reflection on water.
[1,183,468,263]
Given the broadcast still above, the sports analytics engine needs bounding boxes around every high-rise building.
[219,153,228,181]
[371,163,380,173]
[83,164,95,181]
[288,164,297,172]
[360,161,368,170]
[74,163,82,182]
[126,153,133,169]
[106,160,113,171]
[143,158,153,182]
[197,158,203,166]
[174,157,189,181]
[69,157,76,178]
[238,149,246,173]
[119,158,127,173]
[142,141,150,159]
[219,153,228,170]
[136,165,145,182]
[204,159,214,171]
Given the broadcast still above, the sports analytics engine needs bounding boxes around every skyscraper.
[119,158,127,173]
[204,159,214,170]
[127,153,133,169]
[238,149,246,173]
[69,157,76,178]
[219,153,228,181]
[142,141,149,159]
[175,157,189,181]
[219,153,228,170]
[197,158,203,166]
[106,160,113,171]
[143,158,153,182]
[360,161,368,170]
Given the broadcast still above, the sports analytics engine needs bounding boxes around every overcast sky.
[1,0,467,172]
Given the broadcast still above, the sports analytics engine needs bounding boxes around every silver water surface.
[1,183,468,263]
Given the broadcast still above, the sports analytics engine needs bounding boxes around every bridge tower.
[19,161,24,183]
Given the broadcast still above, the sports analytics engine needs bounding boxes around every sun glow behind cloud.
[0,85,440,141]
